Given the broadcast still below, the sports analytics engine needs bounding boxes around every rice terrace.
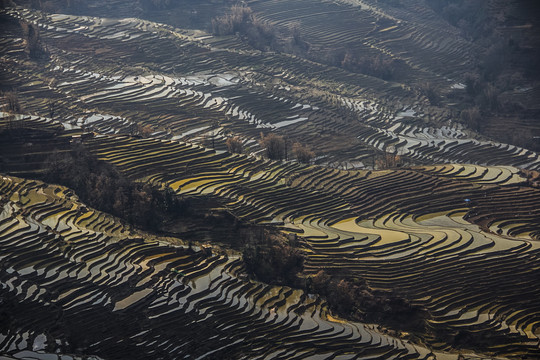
[0,0,540,359]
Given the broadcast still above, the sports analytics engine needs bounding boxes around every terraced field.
[0,174,461,359]
[2,6,539,169]
[2,1,540,359]
[3,120,535,357]
[249,0,477,83]
[84,134,540,356]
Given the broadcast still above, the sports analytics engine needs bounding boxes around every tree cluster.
[463,73,503,112]
[43,146,189,231]
[427,0,492,40]
[23,0,87,12]
[309,270,427,333]
[242,231,303,285]
[211,4,309,54]
[140,0,172,10]
[282,21,310,55]
[340,50,403,81]
[211,5,277,51]
[426,0,540,151]
[136,123,154,137]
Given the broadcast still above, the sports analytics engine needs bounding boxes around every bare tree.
[226,136,243,154]
[419,82,440,105]
[460,106,482,131]
[3,92,22,113]
[137,123,153,137]
[292,142,314,164]
[259,132,285,160]
[20,20,49,60]
[375,145,402,169]
[47,99,57,119]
